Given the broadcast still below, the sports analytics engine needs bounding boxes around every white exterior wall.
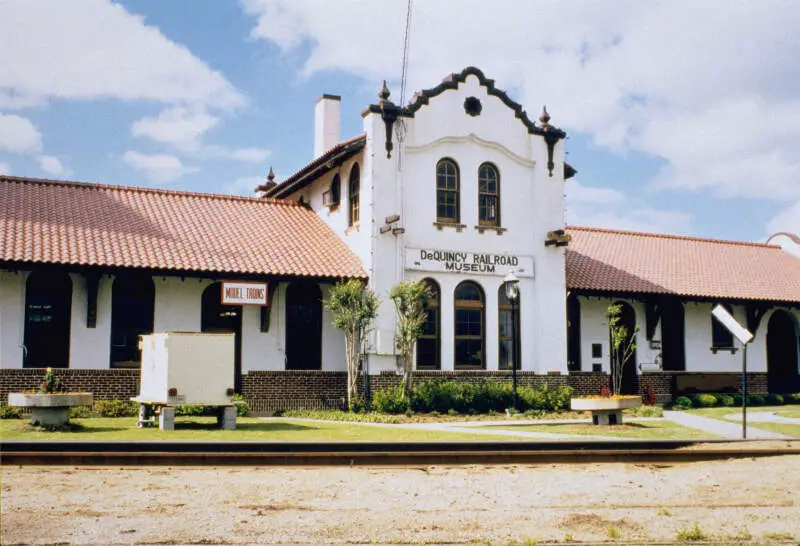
[294,73,568,374]
[0,270,27,368]
[578,296,800,374]
[0,270,347,372]
[68,273,113,369]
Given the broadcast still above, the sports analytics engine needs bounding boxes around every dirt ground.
[2,455,799,545]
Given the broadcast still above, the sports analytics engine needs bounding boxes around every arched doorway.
[202,282,242,392]
[661,300,686,371]
[610,301,638,394]
[24,271,72,368]
[566,293,581,371]
[285,282,322,370]
[110,274,155,368]
[767,310,799,393]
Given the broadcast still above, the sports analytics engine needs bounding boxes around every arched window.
[325,174,341,209]
[711,303,734,350]
[110,274,155,368]
[499,282,520,370]
[202,282,243,391]
[478,162,500,226]
[416,279,440,370]
[24,271,72,368]
[436,159,459,223]
[348,163,360,226]
[454,281,485,369]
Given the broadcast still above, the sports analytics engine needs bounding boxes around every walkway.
[726,410,800,424]
[663,410,790,440]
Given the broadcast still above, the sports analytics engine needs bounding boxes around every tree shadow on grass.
[173,420,317,432]
[21,423,128,433]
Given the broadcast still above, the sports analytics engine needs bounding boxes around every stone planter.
[8,393,93,427]
[570,396,642,425]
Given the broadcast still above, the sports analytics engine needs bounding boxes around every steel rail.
[3,439,799,466]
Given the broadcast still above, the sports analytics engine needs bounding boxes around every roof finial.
[379,80,392,102]
[267,166,275,183]
[539,105,551,126]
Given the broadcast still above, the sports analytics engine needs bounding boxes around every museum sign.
[405,248,534,277]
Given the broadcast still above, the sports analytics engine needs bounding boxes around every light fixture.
[504,271,520,411]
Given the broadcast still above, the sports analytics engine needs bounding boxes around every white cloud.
[0,162,10,175]
[122,151,198,184]
[0,0,245,110]
[766,200,800,256]
[223,176,263,196]
[132,106,219,151]
[229,148,272,163]
[36,155,67,176]
[566,180,691,235]
[0,113,42,153]
[242,0,800,233]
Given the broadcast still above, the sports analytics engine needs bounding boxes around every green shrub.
[373,385,410,414]
[672,396,693,409]
[70,405,92,419]
[175,405,204,416]
[732,394,744,406]
[348,395,367,413]
[93,399,138,417]
[627,405,663,417]
[765,393,785,406]
[407,380,570,414]
[747,394,765,406]
[716,394,735,407]
[0,405,22,419]
[233,393,250,417]
[692,393,717,408]
[786,393,800,405]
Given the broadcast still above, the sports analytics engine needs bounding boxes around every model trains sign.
[405,248,534,277]
[221,282,268,306]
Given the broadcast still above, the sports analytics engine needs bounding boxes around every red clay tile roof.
[566,226,800,303]
[0,176,366,278]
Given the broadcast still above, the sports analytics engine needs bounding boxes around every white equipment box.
[137,332,235,406]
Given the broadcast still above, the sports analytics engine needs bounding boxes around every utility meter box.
[137,332,235,405]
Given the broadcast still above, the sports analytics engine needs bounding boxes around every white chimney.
[314,94,341,157]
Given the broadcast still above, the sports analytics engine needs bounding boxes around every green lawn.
[475,419,716,439]
[685,406,800,438]
[0,417,523,442]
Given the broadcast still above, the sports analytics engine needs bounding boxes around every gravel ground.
[2,455,799,545]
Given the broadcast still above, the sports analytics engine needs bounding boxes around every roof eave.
[262,136,366,199]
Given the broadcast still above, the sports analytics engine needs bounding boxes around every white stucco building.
[1,67,799,405]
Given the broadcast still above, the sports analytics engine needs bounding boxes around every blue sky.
[1,0,799,252]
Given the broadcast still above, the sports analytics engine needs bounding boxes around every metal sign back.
[711,305,753,345]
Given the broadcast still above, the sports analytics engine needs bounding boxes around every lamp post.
[504,271,520,411]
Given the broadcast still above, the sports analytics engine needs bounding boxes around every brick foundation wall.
[0,368,773,414]
[241,371,347,414]
[567,372,610,397]
[0,369,140,404]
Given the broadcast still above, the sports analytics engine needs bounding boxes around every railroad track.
[3,439,799,466]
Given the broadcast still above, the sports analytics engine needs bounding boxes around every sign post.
[711,305,754,439]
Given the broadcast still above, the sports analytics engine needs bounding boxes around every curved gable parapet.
[363,67,567,140]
